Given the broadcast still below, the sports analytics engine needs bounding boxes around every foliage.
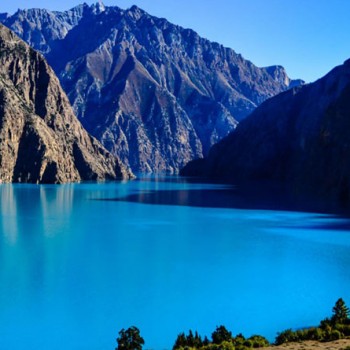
[332,298,350,324]
[173,326,270,350]
[116,326,144,350]
[212,326,233,344]
[275,329,298,345]
[173,330,203,350]
[274,298,350,345]
[202,340,235,350]
[247,335,269,348]
[119,297,350,350]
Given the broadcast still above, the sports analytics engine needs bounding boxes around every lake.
[0,177,350,350]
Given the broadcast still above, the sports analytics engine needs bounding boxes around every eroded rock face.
[2,4,303,173]
[181,59,350,206]
[0,24,132,183]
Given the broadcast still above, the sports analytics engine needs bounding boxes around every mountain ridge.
[181,58,350,206]
[1,3,304,173]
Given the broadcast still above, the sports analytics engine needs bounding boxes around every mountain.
[0,13,8,22]
[181,59,350,206]
[0,23,132,183]
[1,3,304,173]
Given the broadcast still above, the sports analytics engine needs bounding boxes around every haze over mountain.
[181,59,350,206]
[0,23,131,183]
[0,3,303,173]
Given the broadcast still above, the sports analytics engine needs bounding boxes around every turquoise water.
[0,177,350,350]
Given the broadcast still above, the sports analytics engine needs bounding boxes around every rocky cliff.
[1,3,303,173]
[0,23,132,183]
[181,59,350,206]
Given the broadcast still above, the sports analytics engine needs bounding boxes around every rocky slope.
[1,3,303,173]
[181,59,350,206]
[0,23,132,183]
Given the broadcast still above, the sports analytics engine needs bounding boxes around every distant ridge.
[181,59,350,207]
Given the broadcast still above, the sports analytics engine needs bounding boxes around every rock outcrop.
[181,59,350,206]
[1,3,303,173]
[0,23,132,183]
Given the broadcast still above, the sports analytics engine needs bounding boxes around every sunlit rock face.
[2,3,303,173]
[0,23,132,183]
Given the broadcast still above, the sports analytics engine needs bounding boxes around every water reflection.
[0,184,76,304]
[1,185,19,245]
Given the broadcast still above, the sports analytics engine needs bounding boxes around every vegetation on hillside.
[275,298,350,345]
[115,298,350,350]
[172,326,269,350]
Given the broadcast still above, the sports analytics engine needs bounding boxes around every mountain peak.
[264,65,305,88]
[126,5,146,20]
[90,1,106,14]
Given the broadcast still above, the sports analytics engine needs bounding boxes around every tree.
[173,330,203,349]
[203,336,210,346]
[193,331,203,348]
[211,325,233,344]
[187,330,195,346]
[332,298,349,324]
[173,332,187,350]
[116,326,145,350]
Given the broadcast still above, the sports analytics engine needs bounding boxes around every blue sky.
[2,0,350,82]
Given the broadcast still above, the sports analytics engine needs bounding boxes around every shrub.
[336,323,350,336]
[202,344,219,350]
[329,329,343,341]
[243,339,253,348]
[320,318,332,330]
[233,334,246,350]
[306,327,324,341]
[218,340,235,350]
[248,335,269,348]
[275,329,298,345]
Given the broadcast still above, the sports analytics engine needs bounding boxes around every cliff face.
[0,24,132,184]
[181,59,350,205]
[2,4,303,173]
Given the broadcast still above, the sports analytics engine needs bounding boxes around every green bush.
[248,335,269,348]
[336,323,350,336]
[218,341,235,350]
[327,329,343,341]
[243,339,253,348]
[202,344,219,350]
[306,327,324,341]
[320,318,332,330]
[275,329,298,345]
